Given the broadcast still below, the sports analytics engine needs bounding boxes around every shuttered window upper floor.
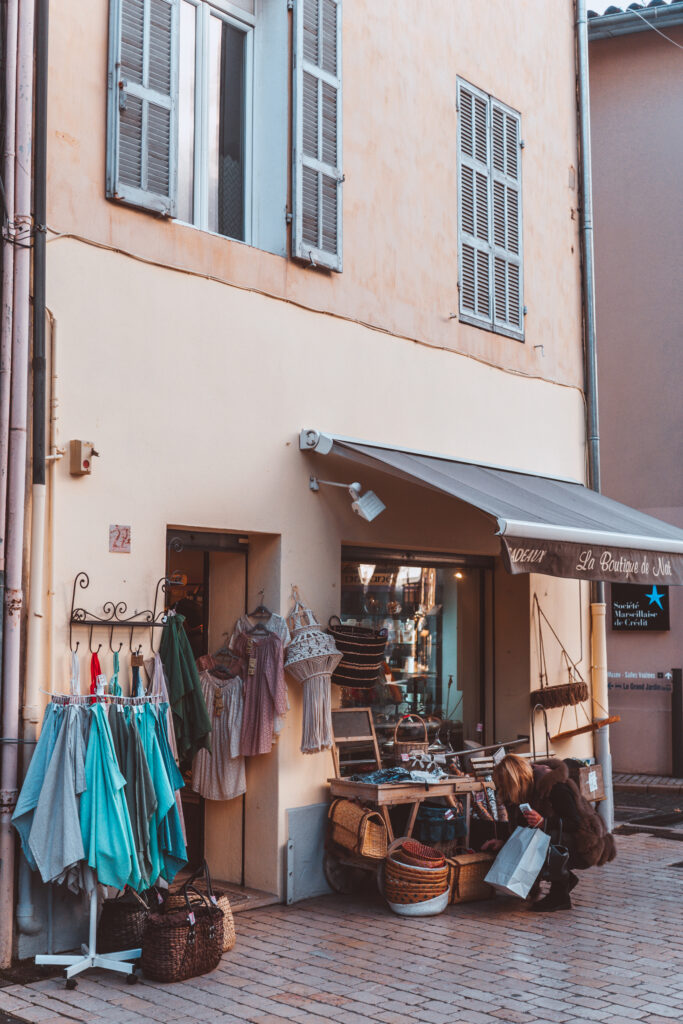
[457,79,524,341]
[106,0,343,270]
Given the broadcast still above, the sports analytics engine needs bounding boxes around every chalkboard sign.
[330,708,381,777]
[611,583,670,632]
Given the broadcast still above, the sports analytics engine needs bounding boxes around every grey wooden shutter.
[491,100,523,336]
[457,81,492,325]
[292,0,343,271]
[107,0,179,216]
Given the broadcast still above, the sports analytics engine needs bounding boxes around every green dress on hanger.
[159,613,212,761]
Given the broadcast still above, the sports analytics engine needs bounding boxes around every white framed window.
[107,0,343,266]
[176,0,254,243]
[457,78,523,340]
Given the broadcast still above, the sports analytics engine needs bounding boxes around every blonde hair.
[492,754,534,806]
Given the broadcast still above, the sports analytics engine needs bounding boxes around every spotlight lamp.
[309,476,386,523]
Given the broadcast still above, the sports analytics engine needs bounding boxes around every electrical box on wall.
[69,440,98,476]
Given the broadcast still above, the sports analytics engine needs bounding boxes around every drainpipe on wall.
[576,0,613,830]
[17,0,51,939]
[0,0,36,968]
[0,0,19,704]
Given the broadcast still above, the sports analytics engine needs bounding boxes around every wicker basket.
[97,888,153,954]
[393,716,429,764]
[328,617,388,689]
[385,860,449,887]
[446,852,496,904]
[530,680,589,709]
[163,861,236,953]
[397,838,444,866]
[141,899,224,982]
[164,889,235,953]
[328,799,387,859]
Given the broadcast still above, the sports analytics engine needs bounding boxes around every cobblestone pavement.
[0,834,681,1024]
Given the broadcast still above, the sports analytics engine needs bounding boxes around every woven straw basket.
[446,852,496,904]
[328,799,388,859]
[393,715,430,764]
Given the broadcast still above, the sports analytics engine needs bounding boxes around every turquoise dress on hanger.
[153,703,187,880]
[12,703,64,870]
[133,703,175,885]
[80,701,140,891]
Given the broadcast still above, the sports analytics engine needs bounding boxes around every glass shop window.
[340,559,486,763]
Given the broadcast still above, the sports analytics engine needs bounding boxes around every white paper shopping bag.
[484,826,550,899]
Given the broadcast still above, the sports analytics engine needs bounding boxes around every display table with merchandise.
[328,775,495,844]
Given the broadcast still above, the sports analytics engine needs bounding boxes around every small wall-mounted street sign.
[610,583,670,631]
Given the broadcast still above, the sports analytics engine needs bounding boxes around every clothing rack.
[69,572,174,654]
[34,691,165,987]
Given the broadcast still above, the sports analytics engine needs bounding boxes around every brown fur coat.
[531,759,616,868]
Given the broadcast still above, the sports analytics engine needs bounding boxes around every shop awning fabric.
[309,435,683,585]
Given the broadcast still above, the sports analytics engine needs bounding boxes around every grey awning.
[323,437,683,585]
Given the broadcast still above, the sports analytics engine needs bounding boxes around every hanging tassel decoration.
[285,587,341,755]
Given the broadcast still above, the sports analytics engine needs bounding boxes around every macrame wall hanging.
[285,587,342,755]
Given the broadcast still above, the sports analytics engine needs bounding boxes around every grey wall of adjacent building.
[590,26,683,775]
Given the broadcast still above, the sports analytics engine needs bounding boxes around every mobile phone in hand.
[519,803,532,814]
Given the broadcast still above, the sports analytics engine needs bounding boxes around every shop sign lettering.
[507,547,546,565]
[501,536,683,585]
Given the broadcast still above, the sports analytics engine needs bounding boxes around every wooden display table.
[328,776,495,845]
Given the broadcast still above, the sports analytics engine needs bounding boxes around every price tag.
[188,911,195,926]
[493,746,506,766]
[588,769,598,793]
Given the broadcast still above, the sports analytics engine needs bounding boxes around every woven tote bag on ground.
[141,889,223,982]
[328,617,388,689]
[328,799,388,859]
[97,887,155,954]
[163,860,236,953]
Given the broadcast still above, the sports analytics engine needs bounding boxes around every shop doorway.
[166,529,249,879]
[340,548,494,761]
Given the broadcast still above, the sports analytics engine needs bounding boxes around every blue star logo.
[646,586,665,610]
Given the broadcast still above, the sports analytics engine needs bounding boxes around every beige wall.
[44,242,592,893]
[47,0,583,387]
[39,0,592,898]
[590,28,683,774]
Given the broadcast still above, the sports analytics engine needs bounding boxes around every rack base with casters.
[35,889,140,987]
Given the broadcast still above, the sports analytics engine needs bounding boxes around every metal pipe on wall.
[0,0,19,701]
[16,0,50,942]
[0,0,36,968]
[576,0,613,830]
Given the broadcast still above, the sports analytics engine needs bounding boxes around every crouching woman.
[484,754,616,912]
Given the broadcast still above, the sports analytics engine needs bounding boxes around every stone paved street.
[0,834,681,1024]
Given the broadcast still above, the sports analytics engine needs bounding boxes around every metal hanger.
[248,589,271,620]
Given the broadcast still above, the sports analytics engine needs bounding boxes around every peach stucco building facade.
[589,13,683,774]
[17,0,597,956]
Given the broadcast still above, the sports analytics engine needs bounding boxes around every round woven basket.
[393,715,430,763]
[386,859,448,885]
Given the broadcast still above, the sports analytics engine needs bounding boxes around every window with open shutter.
[292,0,343,271]
[107,0,179,216]
[457,79,523,340]
[491,101,523,335]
